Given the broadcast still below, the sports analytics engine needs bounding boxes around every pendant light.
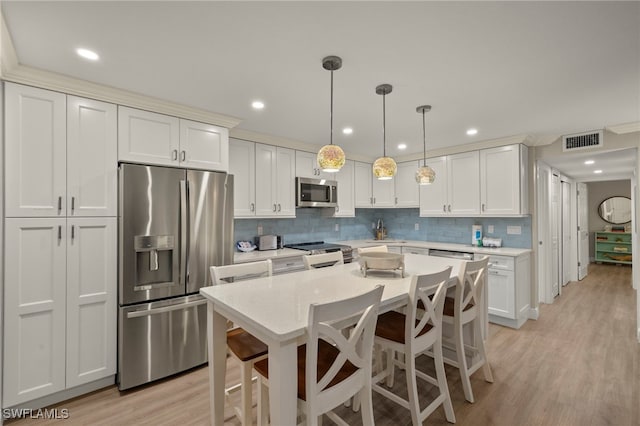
[372,84,397,180]
[415,105,436,184]
[317,56,346,173]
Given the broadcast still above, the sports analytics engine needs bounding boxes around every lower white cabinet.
[3,217,116,406]
[402,246,430,255]
[485,253,531,329]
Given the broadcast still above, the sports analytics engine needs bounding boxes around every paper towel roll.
[472,225,482,245]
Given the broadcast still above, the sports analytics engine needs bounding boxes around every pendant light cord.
[422,109,427,166]
[330,69,334,146]
[382,93,386,157]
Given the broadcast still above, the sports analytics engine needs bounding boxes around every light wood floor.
[7,263,638,426]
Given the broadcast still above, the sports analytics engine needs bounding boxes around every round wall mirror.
[598,196,631,224]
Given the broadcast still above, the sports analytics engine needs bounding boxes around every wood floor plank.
[6,263,638,426]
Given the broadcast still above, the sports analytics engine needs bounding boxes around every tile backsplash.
[234,208,532,249]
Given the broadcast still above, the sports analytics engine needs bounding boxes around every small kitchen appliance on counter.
[255,234,284,250]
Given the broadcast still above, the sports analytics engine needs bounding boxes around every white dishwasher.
[270,255,306,275]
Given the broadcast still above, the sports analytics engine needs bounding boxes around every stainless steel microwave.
[296,177,338,208]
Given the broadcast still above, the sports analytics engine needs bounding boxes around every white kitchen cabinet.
[395,161,420,207]
[402,246,430,255]
[419,152,480,216]
[67,96,118,217]
[229,138,256,217]
[3,218,67,406]
[5,85,117,218]
[119,107,229,171]
[387,246,402,254]
[255,144,295,217]
[486,253,531,329]
[354,161,373,208]
[334,160,355,217]
[3,217,117,406]
[295,150,333,180]
[371,177,395,207]
[480,144,528,215]
[179,119,229,171]
[5,83,67,217]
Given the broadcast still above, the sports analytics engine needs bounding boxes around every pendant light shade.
[317,56,345,173]
[415,105,436,185]
[372,84,397,180]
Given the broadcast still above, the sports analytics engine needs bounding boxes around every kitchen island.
[201,254,468,425]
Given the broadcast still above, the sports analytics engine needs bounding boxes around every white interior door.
[577,182,589,280]
[536,161,553,304]
[551,174,560,298]
[562,180,572,286]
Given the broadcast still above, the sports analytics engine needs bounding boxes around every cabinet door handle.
[443,204,446,212]
[250,203,255,212]
[448,204,451,212]
[336,205,340,212]
[181,150,186,161]
[273,204,277,212]
[395,197,398,205]
[71,196,75,213]
[172,149,178,161]
[58,196,62,214]
[373,197,376,204]
[482,203,485,212]
[277,203,281,212]
[58,225,62,242]
[71,225,75,240]
[370,197,373,204]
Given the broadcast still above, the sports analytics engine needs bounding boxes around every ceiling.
[2,1,639,178]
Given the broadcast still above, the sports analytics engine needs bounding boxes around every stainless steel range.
[285,241,353,264]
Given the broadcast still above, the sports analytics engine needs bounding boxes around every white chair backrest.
[406,267,452,352]
[455,256,489,316]
[306,285,384,414]
[303,251,344,270]
[358,245,388,255]
[210,260,272,285]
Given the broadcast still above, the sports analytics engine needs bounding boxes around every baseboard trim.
[529,307,539,320]
[4,376,115,412]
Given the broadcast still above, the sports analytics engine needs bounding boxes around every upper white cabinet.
[229,138,256,217]
[295,150,332,180]
[480,144,529,215]
[118,106,229,171]
[5,83,67,217]
[371,177,395,207]
[334,160,355,217]
[419,151,480,216]
[395,161,420,207]
[5,84,117,217]
[253,143,295,217]
[354,161,373,208]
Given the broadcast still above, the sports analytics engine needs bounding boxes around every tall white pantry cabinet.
[3,83,117,407]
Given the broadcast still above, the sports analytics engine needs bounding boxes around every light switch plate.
[257,225,263,236]
[507,225,521,235]
[414,223,420,231]
[335,224,339,232]
[488,225,494,233]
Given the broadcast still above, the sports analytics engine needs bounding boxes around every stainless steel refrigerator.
[117,163,233,390]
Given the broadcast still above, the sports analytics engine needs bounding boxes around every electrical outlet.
[488,225,494,233]
[335,223,339,232]
[372,222,376,229]
[414,223,419,231]
[257,225,263,236]
[507,225,521,235]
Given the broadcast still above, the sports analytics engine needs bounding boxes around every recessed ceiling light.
[466,128,478,136]
[342,127,353,135]
[251,101,265,110]
[594,170,603,174]
[398,143,407,150]
[584,160,595,165]
[76,48,99,61]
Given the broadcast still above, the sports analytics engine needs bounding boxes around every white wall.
[587,180,632,258]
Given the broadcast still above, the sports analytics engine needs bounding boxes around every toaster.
[255,235,283,251]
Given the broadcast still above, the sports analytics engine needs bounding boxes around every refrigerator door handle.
[126,298,207,319]
[180,179,189,287]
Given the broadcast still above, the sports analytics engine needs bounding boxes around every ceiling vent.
[562,130,603,152]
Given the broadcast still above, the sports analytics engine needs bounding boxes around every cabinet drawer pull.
[172,149,178,161]
[181,150,186,161]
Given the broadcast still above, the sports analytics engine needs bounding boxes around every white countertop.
[335,239,531,257]
[234,248,308,264]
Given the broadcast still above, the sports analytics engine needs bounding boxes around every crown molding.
[0,12,241,129]
[606,122,640,135]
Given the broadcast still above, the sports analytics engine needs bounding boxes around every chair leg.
[240,361,253,426]
[359,386,375,426]
[385,348,395,387]
[475,318,494,383]
[405,352,421,426]
[257,378,269,426]
[434,340,456,423]
[456,321,474,403]
[351,391,361,412]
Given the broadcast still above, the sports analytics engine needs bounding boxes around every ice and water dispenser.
[133,235,175,291]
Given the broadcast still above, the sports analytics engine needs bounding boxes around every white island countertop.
[336,239,531,257]
[234,248,309,264]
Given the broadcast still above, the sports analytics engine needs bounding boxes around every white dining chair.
[302,251,344,270]
[441,255,493,403]
[210,260,273,426]
[372,267,456,425]
[357,245,388,255]
[254,285,384,426]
